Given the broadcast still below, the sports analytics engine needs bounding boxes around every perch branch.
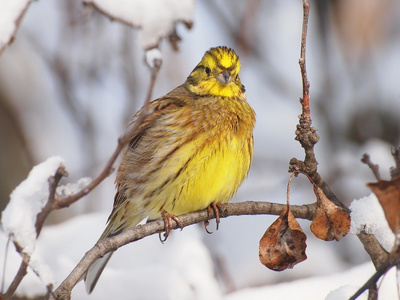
[52,200,317,300]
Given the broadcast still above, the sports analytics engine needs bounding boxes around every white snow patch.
[326,285,367,300]
[1,156,64,254]
[1,156,65,288]
[29,254,56,287]
[350,193,395,252]
[56,177,92,198]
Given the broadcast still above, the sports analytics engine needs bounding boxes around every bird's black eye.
[205,66,211,75]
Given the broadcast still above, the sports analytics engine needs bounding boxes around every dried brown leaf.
[259,205,307,271]
[310,185,350,241]
[368,178,400,234]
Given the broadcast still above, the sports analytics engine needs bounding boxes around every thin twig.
[3,242,30,299]
[289,0,347,211]
[36,165,68,235]
[293,2,392,297]
[3,260,28,299]
[361,154,381,181]
[299,0,310,118]
[286,172,297,205]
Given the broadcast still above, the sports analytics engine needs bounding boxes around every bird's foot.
[204,203,221,234]
[159,211,183,243]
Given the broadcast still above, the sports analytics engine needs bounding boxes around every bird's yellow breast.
[146,96,255,219]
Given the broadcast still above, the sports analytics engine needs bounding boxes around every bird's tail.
[84,206,144,293]
[84,218,118,294]
[84,251,114,294]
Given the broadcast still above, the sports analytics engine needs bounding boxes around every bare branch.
[299,0,310,116]
[3,251,28,299]
[361,153,381,181]
[36,165,68,235]
[287,0,388,273]
[289,0,347,212]
[357,231,389,269]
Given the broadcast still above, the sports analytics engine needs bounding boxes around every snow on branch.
[1,156,65,255]
[83,0,194,50]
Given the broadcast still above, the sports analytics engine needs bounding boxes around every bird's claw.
[159,211,183,243]
[204,203,221,234]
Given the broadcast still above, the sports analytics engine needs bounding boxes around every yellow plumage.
[84,46,255,293]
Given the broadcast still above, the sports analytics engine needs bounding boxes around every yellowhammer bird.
[84,46,255,293]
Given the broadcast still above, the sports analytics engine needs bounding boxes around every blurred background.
[1,0,400,297]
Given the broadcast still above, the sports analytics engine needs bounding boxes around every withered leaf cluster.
[259,180,350,271]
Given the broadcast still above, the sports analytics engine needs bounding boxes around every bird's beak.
[216,70,232,85]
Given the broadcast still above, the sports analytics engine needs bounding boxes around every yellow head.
[185,46,245,98]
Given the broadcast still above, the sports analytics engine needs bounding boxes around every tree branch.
[3,251,28,299]
[52,201,317,299]
[289,0,388,274]
[356,231,389,269]
[289,0,347,209]
[36,165,68,234]
[361,154,381,181]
